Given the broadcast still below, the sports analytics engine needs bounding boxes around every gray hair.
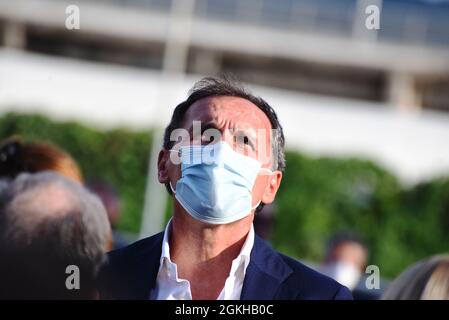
[382,255,449,300]
[0,171,111,299]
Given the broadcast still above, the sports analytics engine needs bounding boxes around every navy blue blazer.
[98,232,353,300]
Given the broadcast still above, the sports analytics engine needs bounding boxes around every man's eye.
[234,136,250,145]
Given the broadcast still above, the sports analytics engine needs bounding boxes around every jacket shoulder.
[107,232,163,268]
[277,253,353,300]
[98,232,163,299]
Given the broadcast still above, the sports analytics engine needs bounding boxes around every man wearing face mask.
[320,232,383,300]
[99,77,353,300]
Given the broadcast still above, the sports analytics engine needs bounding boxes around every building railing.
[51,0,449,48]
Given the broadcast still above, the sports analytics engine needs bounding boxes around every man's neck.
[168,208,253,299]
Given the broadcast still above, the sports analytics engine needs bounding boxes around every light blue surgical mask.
[169,141,272,225]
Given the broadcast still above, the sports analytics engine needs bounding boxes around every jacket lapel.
[113,233,292,300]
[122,232,163,299]
[240,235,293,300]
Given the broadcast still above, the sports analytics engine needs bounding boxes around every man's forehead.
[182,96,272,130]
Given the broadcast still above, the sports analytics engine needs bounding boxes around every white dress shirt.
[150,219,255,300]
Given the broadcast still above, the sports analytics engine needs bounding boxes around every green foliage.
[0,112,152,234]
[274,152,449,278]
[1,112,448,278]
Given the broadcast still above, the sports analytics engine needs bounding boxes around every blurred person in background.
[0,137,114,252]
[0,137,83,184]
[319,231,386,299]
[253,203,276,241]
[87,179,129,250]
[320,232,368,291]
[0,172,111,299]
[99,77,352,300]
[382,255,449,300]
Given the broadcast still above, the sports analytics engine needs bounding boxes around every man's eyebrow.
[187,122,220,136]
[201,122,220,134]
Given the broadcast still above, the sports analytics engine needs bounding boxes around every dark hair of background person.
[325,231,368,263]
[382,255,449,300]
[253,203,277,241]
[162,77,286,212]
[0,137,83,184]
[86,179,129,250]
[0,172,111,299]
[86,179,121,228]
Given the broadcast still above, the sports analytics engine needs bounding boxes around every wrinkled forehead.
[181,96,273,133]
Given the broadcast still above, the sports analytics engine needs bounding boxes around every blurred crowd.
[0,136,448,300]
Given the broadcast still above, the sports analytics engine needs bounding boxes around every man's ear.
[157,149,170,184]
[261,171,283,205]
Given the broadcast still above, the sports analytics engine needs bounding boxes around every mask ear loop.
[168,148,182,195]
[259,167,273,174]
[168,149,182,164]
[169,149,181,155]
[251,201,261,211]
[169,181,176,195]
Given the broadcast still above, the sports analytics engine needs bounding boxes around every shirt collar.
[232,222,254,272]
[160,218,173,265]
